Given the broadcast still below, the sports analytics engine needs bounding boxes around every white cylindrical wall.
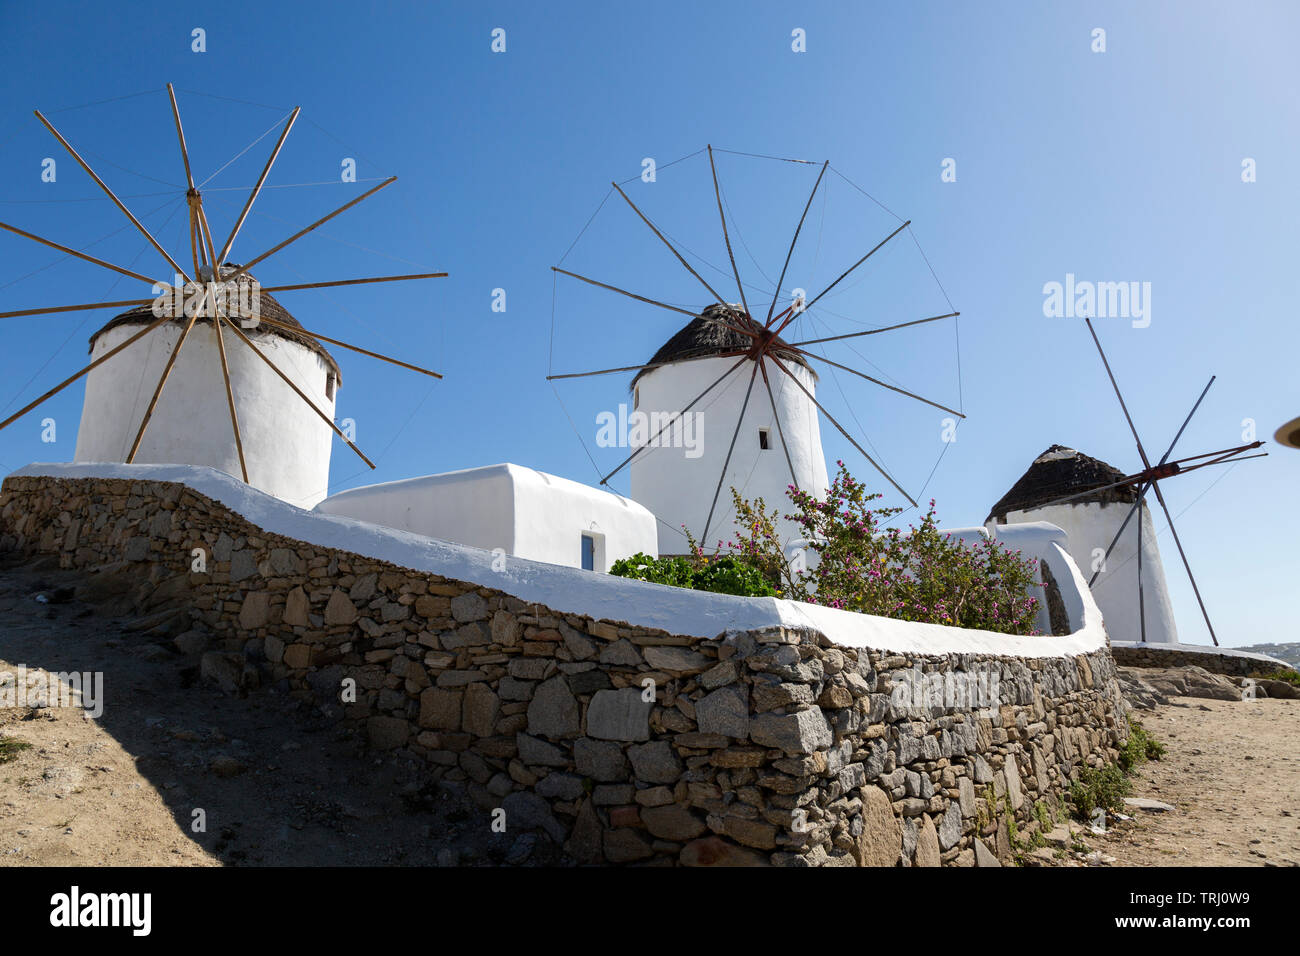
[74,320,335,509]
[996,500,1179,644]
[630,356,829,555]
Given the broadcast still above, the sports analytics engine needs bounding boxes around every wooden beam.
[791,219,910,332]
[260,272,447,294]
[252,314,443,379]
[224,176,397,282]
[700,360,760,547]
[552,267,697,318]
[768,353,916,506]
[166,83,197,191]
[793,348,965,418]
[0,220,163,286]
[125,311,201,462]
[707,144,748,316]
[611,180,727,305]
[765,160,828,326]
[788,312,959,347]
[0,311,176,433]
[34,109,191,283]
[217,313,376,469]
[600,355,749,487]
[218,105,300,266]
[0,296,157,319]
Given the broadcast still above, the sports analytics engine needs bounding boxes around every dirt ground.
[0,553,552,867]
[1088,695,1300,867]
[1,552,1296,867]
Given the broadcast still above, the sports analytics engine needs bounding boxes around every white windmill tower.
[549,145,965,558]
[627,304,829,554]
[986,444,1182,644]
[988,319,1266,647]
[74,267,342,509]
[0,84,445,510]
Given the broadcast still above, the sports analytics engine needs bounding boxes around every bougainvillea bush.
[723,461,1043,636]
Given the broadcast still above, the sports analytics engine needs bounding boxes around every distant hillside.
[1235,643,1300,669]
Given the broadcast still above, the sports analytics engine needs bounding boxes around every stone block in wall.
[627,741,682,785]
[851,785,901,866]
[574,738,628,781]
[419,687,462,730]
[462,683,500,737]
[527,676,581,738]
[695,684,749,739]
[749,708,833,756]
[586,688,651,742]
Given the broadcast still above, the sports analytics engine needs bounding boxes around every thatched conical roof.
[632,304,812,387]
[89,265,341,384]
[987,444,1136,521]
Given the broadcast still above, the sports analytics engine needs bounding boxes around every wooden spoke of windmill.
[0,82,446,474]
[551,146,964,542]
[1060,318,1268,647]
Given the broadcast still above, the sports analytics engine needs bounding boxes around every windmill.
[0,83,443,499]
[548,145,963,552]
[1025,318,1267,646]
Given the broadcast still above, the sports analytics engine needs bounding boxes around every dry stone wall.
[1112,643,1292,678]
[0,473,1130,866]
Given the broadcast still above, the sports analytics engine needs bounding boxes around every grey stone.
[462,682,500,737]
[938,800,963,851]
[974,838,1001,867]
[641,804,707,841]
[450,591,488,622]
[1003,757,1024,812]
[229,550,257,582]
[958,776,976,817]
[598,639,643,666]
[696,684,749,739]
[699,661,738,689]
[642,646,710,673]
[587,688,652,742]
[516,733,567,767]
[535,771,585,800]
[749,707,832,755]
[627,740,682,785]
[526,676,580,738]
[1123,797,1175,813]
[268,547,303,575]
[500,791,565,842]
[574,738,629,781]
[566,669,612,695]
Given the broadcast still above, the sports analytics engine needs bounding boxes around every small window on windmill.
[758,428,770,450]
[634,386,640,409]
[325,373,335,401]
[581,533,596,571]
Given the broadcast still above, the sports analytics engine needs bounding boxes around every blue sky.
[0,1,1295,648]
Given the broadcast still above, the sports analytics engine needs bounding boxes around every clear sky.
[0,1,1295,648]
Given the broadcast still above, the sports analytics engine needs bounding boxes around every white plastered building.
[629,305,830,556]
[314,463,659,572]
[74,268,338,509]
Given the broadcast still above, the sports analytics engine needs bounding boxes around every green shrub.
[1251,669,1300,688]
[609,552,775,598]
[1119,720,1165,773]
[0,737,32,764]
[1069,764,1132,820]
